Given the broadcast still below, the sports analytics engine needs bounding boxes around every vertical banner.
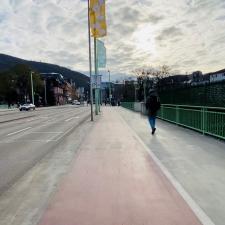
[90,0,107,38]
[97,39,106,68]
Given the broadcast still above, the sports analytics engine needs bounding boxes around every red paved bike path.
[38,108,202,225]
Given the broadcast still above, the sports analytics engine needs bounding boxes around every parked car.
[72,100,81,105]
[19,103,36,111]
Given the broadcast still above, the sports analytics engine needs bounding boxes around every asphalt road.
[0,105,91,194]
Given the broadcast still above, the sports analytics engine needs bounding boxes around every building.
[40,72,74,106]
[208,69,225,83]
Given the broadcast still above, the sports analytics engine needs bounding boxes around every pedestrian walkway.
[118,107,225,225]
[38,107,205,225]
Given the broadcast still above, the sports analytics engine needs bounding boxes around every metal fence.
[159,82,225,107]
[121,102,134,110]
[121,102,225,140]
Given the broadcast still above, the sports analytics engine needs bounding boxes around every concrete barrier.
[134,102,141,112]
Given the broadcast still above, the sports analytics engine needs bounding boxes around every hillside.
[0,53,89,89]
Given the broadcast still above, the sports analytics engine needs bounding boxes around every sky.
[0,0,225,81]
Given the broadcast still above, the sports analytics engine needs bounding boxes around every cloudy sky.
[0,0,225,80]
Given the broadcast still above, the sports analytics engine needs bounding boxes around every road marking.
[65,116,80,122]
[30,132,63,134]
[7,127,32,136]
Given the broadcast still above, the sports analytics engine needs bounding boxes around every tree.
[0,64,44,105]
[133,65,172,98]
[0,71,18,104]
[132,68,156,102]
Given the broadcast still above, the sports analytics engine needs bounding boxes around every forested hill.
[0,53,89,88]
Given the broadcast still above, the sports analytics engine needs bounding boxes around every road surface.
[0,105,90,194]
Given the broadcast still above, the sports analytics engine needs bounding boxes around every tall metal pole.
[134,87,137,102]
[108,70,111,104]
[94,37,98,115]
[31,71,34,105]
[143,80,146,103]
[44,79,47,106]
[88,0,94,121]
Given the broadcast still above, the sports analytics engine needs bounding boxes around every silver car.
[19,103,36,111]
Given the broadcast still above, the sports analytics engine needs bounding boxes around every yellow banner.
[90,0,107,38]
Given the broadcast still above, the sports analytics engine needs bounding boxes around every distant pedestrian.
[146,89,161,135]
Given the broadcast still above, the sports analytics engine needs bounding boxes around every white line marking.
[118,113,215,225]
[54,126,75,141]
[17,139,55,143]
[30,132,63,134]
[65,116,79,122]
[7,127,32,136]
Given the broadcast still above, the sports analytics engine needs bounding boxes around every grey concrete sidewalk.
[118,107,225,225]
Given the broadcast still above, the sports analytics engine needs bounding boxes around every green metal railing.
[121,102,134,110]
[122,102,225,140]
[158,104,225,140]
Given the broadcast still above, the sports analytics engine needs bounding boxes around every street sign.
[91,75,102,89]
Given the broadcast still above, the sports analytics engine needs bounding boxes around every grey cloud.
[196,50,207,56]
[170,38,182,43]
[46,16,65,30]
[113,23,136,36]
[216,15,225,21]
[44,50,86,66]
[156,26,183,41]
[147,15,164,24]
[186,0,195,7]
[111,5,158,26]
[209,35,225,48]
[187,0,223,13]
[186,23,197,28]
[159,44,167,47]
[121,7,141,23]
[208,59,220,64]
[182,60,197,65]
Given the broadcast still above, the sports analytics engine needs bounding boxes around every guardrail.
[121,102,135,110]
[121,102,225,140]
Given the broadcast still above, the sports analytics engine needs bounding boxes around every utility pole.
[31,71,34,105]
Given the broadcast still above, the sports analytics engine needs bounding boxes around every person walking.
[146,89,161,135]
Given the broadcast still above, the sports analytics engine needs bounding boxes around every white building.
[209,70,225,83]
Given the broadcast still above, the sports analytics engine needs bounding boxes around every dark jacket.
[146,96,161,117]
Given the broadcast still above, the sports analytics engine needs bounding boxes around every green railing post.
[176,106,179,125]
[205,107,208,134]
[202,107,205,135]
[161,106,164,119]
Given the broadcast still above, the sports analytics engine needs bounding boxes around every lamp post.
[135,87,138,102]
[44,78,47,106]
[143,79,146,103]
[30,71,34,105]
[108,70,111,104]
